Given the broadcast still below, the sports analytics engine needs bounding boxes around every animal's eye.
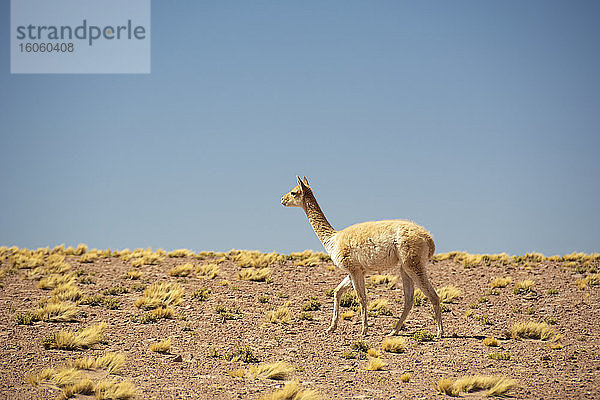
[291,191,298,196]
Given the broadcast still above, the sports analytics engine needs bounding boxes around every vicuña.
[281,176,442,338]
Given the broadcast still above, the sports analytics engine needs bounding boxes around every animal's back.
[331,220,434,272]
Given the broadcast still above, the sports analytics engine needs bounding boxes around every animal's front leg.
[326,275,352,334]
[350,271,368,336]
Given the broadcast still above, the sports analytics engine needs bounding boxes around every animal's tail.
[427,235,435,259]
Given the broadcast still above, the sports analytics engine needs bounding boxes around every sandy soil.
[1,251,599,399]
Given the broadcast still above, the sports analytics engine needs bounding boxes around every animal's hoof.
[325,326,336,334]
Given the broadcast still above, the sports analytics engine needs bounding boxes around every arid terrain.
[1,246,599,399]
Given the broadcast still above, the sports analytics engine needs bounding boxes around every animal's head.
[281,176,311,208]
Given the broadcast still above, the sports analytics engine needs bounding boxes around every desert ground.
[1,246,599,399]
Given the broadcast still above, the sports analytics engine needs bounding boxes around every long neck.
[302,191,336,245]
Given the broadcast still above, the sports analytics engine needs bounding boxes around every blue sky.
[1,1,599,255]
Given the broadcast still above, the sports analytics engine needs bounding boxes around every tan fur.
[282,176,443,337]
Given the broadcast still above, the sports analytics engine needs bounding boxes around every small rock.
[172,354,183,362]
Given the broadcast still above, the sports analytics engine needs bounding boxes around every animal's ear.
[302,176,309,186]
[296,175,303,190]
[297,175,307,192]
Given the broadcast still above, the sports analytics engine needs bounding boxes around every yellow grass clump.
[227,369,246,378]
[576,274,600,290]
[483,337,499,347]
[265,307,292,324]
[249,361,294,380]
[288,250,330,266]
[233,250,285,268]
[28,353,130,399]
[367,298,392,316]
[43,322,107,350]
[134,282,184,310]
[69,352,126,374]
[341,310,355,320]
[38,273,76,290]
[365,357,386,371]
[513,280,536,294]
[259,381,321,400]
[79,251,99,263]
[510,321,556,340]
[369,274,398,289]
[167,248,194,258]
[64,244,88,256]
[9,253,45,269]
[367,348,381,357]
[60,378,95,399]
[381,337,406,353]
[238,267,272,282]
[130,249,164,267]
[50,283,83,302]
[169,263,194,277]
[125,270,141,280]
[437,285,462,303]
[438,375,517,397]
[413,289,427,306]
[94,379,136,400]
[149,338,171,353]
[399,372,411,382]
[491,277,512,288]
[35,300,79,322]
[196,263,220,279]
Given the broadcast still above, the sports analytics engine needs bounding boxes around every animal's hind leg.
[349,271,368,336]
[389,268,414,336]
[406,266,443,339]
[326,275,352,334]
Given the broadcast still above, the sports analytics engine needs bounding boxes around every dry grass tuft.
[438,375,517,397]
[149,338,171,354]
[238,267,272,282]
[131,252,163,267]
[134,282,184,310]
[259,380,321,400]
[225,346,259,363]
[196,263,220,279]
[234,250,285,268]
[437,285,462,303]
[169,263,194,277]
[265,307,292,325]
[249,361,294,380]
[399,372,411,382]
[38,273,76,290]
[510,321,556,340]
[365,357,386,371]
[288,250,330,267]
[369,274,398,289]
[167,248,194,258]
[79,251,99,263]
[491,277,512,288]
[513,280,536,295]
[60,378,95,399]
[482,337,499,347]
[413,289,427,306]
[34,300,79,322]
[51,283,83,302]
[125,270,141,280]
[381,337,406,353]
[367,298,392,316]
[68,352,126,374]
[227,369,246,378]
[94,379,136,400]
[576,274,600,290]
[43,322,107,350]
[341,310,355,320]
